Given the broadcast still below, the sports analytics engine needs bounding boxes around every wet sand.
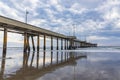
[0,47,120,80]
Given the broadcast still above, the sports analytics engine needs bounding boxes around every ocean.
[0,46,120,80]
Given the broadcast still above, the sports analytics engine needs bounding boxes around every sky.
[0,0,120,46]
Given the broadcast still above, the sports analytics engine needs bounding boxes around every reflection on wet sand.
[0,53,6,80]
[0,51,87,80]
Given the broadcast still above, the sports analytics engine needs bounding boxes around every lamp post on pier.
[72,24,76,36]
[25,10,29,23]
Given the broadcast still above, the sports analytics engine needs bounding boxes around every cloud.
[96,0,120,22]
[0,1,24,21]
[114,19,120,29]
[68,3,87,14]
[30,19,47,26]
[88,36,109,41]
[0,0,120,46]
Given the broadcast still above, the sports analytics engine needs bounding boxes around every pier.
[0,15,97,53]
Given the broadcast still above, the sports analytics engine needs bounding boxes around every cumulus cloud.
[114,20,120,29]
[88,36,109,41]
[0,1,24,21]
[95,0,120,26]
[0,0,120,46]
[68,3,87,14]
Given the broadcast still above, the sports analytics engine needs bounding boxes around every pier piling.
[37,35,40,52]
[65,39,66,50]
[24,33,27,52]
[51,36,53,50]
[27,35,30,51]
[31,36,35,51]
[2,28,7,55]
[43,35,46,51]
[57,37,59,50]
[61,38,63,50]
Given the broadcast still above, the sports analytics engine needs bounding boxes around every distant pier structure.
[68,36,97,49]
[0,15,97,53]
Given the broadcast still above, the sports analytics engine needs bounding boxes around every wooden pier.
[0,15,97,53]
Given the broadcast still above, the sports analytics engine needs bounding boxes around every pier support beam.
[67,40,68,49]
[31,36,35,51]
[27,35,30,51]
[43,35,46,51]
[51,36,53,50]
[57,37,59,50]
[1,28,7,79]
[30,51,35,67]
[79,42,80,48]
[61,38,63,50]
[73,41,75,48]
[2,28,7,55]
[64,39,66,50]
[37,35,40,52]
[74,42,76,48]
[24,33,27,52]
[81,42,83,48]
[75,42,77,48]
[69,40,72,49]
